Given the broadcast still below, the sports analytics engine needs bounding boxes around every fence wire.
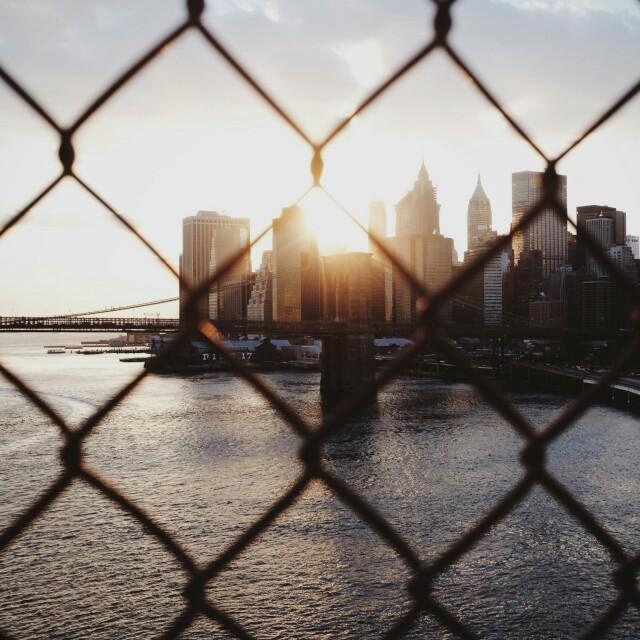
[2,0,640,638]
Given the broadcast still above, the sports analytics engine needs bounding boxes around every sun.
[301,188,368,255]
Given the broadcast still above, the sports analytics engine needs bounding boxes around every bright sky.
[0,0,639,315]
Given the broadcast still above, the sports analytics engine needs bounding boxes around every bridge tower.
[320,333,376,397]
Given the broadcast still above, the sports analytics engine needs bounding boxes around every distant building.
[425,234,453,295]
[584,215,614,278]
[385,234,425,323]
[247,251,273,322]
[454,247,484,324]
[483,238,510,326]
[456,237,509,326]
[467,175,492,251]
[503,249,544,321]
[608,244,637,282]
[272,206,321,322]
[395,161,440,238]
[581,280,616,330]
[511,171,567,276]
[625,234,639,260]
[181,211,250,322]
[322,252,384,322]
[529,299,565,328]
[577,205,626,246]
[368,201,387,251]
[368,201,393,322]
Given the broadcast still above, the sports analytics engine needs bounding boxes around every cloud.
[333,39,386,88]
[492,0,640,19]
[210,0,281,22]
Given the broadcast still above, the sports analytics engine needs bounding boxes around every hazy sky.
[1,0,639,315]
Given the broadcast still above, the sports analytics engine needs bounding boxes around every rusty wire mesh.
[2,0,640,638]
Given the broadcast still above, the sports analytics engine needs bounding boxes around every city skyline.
[1,0,639,315]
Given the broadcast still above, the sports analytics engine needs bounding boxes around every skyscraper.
[272,205,321,322]
[584,215,614,278]
[368,201,392,322]
[322,252,384,322]
[467,175,492,250]
[577,205,626,246]
[247,251,273,322]
[511,171,568,277]
[625,235,639,260]
[181,211,250,322]
[368,201,387,252]
[385,234,425,323]
[483,238,510,326]
[395,161,440,237]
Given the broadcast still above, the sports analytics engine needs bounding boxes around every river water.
[1,333,639,639]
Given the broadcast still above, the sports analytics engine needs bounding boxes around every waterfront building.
[181,211,250,322]
[584,214,614,278]
[511,171,568,276]
[467,175,492,251]
[322,252,384,322]
[625,235,639,260]
[395,161,440,238]
[247,251,273,322]
[272,206,321,322]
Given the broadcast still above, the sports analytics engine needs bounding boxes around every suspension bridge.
[0,294,628,341]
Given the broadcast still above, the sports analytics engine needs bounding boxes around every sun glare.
[301,188,368,255]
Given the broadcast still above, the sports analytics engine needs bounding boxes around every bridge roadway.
[0,315,630,341]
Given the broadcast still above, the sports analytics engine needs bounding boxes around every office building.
[395,161,440,237]
[608,244,637,282]
[426,234,454,295]
[483,238,510,326]
[368,201,393,321]
[272,206,321,322]
[529,299,565,328]
[467,175,492,250]
[368,201,387,252]
[322,252,384,322]
[577,205,626,246]
[247,251,273,322]
[625,235,639,260]
[181,211,250,322]
[385,234,425,323]
[503,249,544,320]
[511,171,568,276]
[584,215,614,278]
[582,280,616,330]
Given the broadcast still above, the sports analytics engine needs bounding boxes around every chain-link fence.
[2,0,640,637]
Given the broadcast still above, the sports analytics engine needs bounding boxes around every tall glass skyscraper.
[467,175,492,251]
[180,211,251,322]
[511,171,568,277]
[272,206,321,322]
[395,161,440,237]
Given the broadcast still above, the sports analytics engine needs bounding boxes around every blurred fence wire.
[2,0,640,638]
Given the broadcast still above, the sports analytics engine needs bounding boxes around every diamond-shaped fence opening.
[2,0,640,638]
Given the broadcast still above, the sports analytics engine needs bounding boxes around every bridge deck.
[0,316,630,340]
